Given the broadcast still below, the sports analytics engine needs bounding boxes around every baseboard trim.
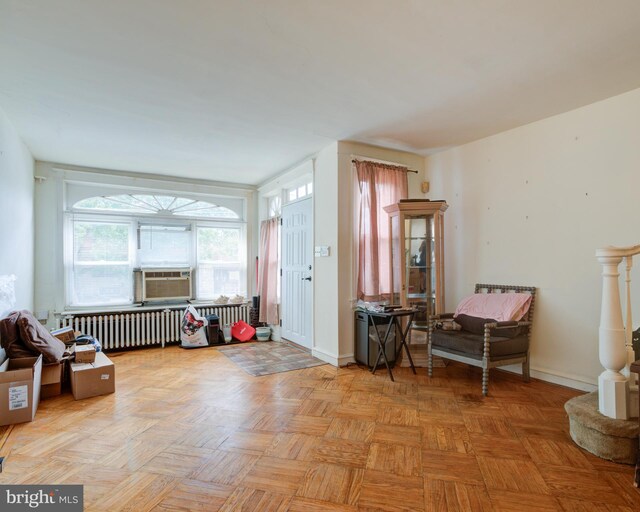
[311,348,355,368]
[338,353,355,367]
[312,347,339,366]
[315,346,598,392]
[499,363,597,392]
[530,368,597,392]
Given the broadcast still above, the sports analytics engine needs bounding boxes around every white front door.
[281,197,313,348]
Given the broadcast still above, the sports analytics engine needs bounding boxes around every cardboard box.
[70,352,115,400]
[41,361,63,399]
[0,355,43,426]
[41,382,62,399]
[50,326,77,344]
[74,344,96,364]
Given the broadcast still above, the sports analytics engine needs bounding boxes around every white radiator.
[55,304,250,350]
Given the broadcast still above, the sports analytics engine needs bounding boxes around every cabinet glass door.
[404,214,434,321]
[429,214,436,316]
[390,213,401,305]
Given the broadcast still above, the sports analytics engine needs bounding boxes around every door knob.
[302,276,312,281]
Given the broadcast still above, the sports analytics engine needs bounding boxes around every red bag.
[231,320,256,342]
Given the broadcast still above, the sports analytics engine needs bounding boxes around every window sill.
[58,300,249,317]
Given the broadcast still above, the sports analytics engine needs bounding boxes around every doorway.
[280,197,313,349]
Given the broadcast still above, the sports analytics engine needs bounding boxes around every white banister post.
[624,255,639,417]
[596,248,629,419]
[624,256,635,379]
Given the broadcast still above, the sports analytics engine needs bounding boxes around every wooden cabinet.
[384,200,448,322]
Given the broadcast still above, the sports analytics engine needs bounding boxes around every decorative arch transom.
[73,194,239,219]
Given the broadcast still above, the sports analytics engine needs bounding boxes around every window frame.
[267,194,282,219]
[71,192,243,219]
[64,214,138,308]
[137,221,193,269]
[195,223,247,300]
[284,181,313,204]
[65,199,247,309]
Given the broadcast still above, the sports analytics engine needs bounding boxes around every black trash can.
[205,314,222,345]
[354,311,397,369]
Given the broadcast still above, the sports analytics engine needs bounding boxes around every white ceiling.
[1,1,640,184]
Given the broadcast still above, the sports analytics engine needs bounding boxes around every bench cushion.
[431,329,529,359]
[454,314,522,338]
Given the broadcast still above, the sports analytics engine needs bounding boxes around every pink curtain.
[355,161,408,301]
[258,218,280,324]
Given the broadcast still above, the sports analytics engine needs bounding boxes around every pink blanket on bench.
[454,293,532,322]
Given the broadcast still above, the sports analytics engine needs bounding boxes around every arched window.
[67,193,246,307]
[73,194,239,219]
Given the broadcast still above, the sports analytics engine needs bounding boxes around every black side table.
[362,309,417,381]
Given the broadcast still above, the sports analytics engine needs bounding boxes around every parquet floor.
[0,345,638,511]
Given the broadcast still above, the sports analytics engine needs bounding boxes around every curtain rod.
[351,159,419,174]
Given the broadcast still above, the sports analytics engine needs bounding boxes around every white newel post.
[596,248,629,419]
[622,256,635,380]
[624,256,636,378]
[624,256,639,417]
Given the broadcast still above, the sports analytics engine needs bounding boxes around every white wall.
[0,108,34,311]
[427,87,640,390]
[312,142,340,363]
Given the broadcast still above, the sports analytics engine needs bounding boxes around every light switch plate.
[314,246,330,257]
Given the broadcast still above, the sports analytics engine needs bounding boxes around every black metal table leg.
[361,309,419,381]
[369,314,395,382]
[395,312,417,375]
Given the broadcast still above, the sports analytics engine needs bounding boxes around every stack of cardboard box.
[0,326,117,427]
[52,328,116,401]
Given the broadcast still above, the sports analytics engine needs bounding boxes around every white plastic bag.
[0,274,16,318]
[180,305,209,348]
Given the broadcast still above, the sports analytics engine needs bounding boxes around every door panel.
[281,198,312,348]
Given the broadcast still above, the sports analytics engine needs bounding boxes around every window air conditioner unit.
[138,268,192,302]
